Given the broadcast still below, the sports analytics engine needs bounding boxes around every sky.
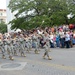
[0,0,6,9]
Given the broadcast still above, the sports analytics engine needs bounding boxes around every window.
[0,13,3,16]
[0,19,3,23]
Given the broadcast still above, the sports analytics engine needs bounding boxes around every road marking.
[0,62,27,71]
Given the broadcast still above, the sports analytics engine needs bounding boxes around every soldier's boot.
[2,55,6,59]
[36,50,39,54]
[9,56,14,61]
[43,55,46,59]
[14,52,18,56]
[26,49,29,53]
[15,53,18,56]
[27,50,30,53]
[34,50,37,54]
[48,56,52,60]
[21,53,26,57]
[48,49,51,52]
[23,53,26,57]
[34,50,39,54]
[23,54,26,57]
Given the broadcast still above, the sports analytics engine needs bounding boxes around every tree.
[8,0,75,30]
[0,22,7,33]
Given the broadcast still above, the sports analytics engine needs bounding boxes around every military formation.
[0,30,52,61]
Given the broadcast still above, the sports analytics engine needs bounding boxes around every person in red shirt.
[69,24,74,30]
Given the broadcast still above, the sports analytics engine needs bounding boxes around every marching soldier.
[28,34,32,51]
[25,34,33,53]
[32,32,40,54]
[12,36,18,56]
[25,35,31,53]
[0,34,6,59]
[19,34,26,57]
[4,36,14,60]
[43,32,52,60]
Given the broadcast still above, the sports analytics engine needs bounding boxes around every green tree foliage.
[8,0,75,30]
[0,22,7,33]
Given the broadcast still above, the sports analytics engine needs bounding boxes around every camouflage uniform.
[43,33,52,60]
[32,33,40,54]
[0,39,6,59]
[4,37,14,60]
[25,35,32,53]
[12,38,18,56]
[19,35,26,57]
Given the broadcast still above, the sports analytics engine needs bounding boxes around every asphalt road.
[0,47,75,75]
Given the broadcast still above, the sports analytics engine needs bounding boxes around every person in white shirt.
[65,31,70,48]
[59,29,65,48]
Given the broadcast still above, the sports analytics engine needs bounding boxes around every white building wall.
[6,0,14,32]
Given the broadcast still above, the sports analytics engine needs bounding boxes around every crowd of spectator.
[36,24,75,48]
[0,24,75,49]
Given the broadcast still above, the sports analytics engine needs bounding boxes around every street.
[0,48,75,75]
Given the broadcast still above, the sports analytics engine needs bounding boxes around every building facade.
[0,9,6,23]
